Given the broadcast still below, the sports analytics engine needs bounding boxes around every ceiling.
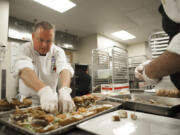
[9,0,162,45]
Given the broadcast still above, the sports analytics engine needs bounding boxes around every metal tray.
[0,110,15,116]
[0,105,36,116]
[0,98,122,135]
[108,94,180,116]
[77,109,180,135]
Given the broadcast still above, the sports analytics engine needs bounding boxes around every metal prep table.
[0,92,179,135]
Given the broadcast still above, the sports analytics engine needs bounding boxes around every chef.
[14,21,75,113]
[135,0,180,91]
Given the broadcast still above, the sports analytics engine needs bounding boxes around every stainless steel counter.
[0,92,179,135]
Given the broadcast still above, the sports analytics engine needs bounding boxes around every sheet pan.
[0,98,122,135]
[108,94,180,116]
[77,109,180,135]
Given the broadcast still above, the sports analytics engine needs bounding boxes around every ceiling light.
[111,30,135,40]
[62,43,74,49]
[33,0,76,13]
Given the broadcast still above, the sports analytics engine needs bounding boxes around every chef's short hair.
[33,21,55,32]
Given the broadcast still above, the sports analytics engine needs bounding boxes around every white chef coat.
[14,42,74,98]
[161,0,180,23]
[161,0,180,55]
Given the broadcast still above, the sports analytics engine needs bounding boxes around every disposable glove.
[38,86,58,113]
[135,60,151,80]
[58,87,75,113]
[135,60,160,85]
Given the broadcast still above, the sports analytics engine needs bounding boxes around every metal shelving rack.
[92,46,129,93]
[128,55,148,90]
[92,49,110,92]
[112,47,128,84]
[149,31,169,59]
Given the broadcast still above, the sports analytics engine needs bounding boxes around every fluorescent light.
[33,0,76,13]
[112,30,135,40]
[62,43,74,49]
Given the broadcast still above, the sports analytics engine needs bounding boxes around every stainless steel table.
[0,92,179,135]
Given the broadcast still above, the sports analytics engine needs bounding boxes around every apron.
[18,44,59,104]
[159,5,180,90]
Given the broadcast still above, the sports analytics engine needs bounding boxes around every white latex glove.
[135,60,160,85]
[135,60,151,80]
[38,86,58,113]
[58,87,75,113]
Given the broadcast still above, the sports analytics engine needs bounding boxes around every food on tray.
[131,113,137,120]
[10,98,32,108]
[0,99,12,111]
[156,89,180,98]
[73,95,98,108]
[112,115,120,121]
[118,110,128,118]
[9,97,113,133]
[73,96,84,108]
[149,99,157,104]
[0,98,32,111]
[112,110,137,122]
[82,95,97,106]
[124,97,173,107]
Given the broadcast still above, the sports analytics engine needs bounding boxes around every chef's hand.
[135,60,151,80]
[135,60,160,85]
[58,87,75,113]
[38,86,58,113]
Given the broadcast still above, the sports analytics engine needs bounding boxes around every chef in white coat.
[14,21,75,113]
[135,0,180,91]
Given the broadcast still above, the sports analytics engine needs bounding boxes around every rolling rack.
[91,46,129,94]
[128,55,148,91]
[148,31,169,59]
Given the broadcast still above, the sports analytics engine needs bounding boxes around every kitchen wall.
[73,51,79,64]
[97,34,126,50]
[127,43,146,57]
[77,34,97,65]
[77,34,127,65]
[145,41,152,59]
[0,0,15,100]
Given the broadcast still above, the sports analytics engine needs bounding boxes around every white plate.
[77,110,180,135]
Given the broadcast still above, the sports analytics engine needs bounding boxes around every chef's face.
[32,27,54,55]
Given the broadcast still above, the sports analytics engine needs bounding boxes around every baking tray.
[108,94,180,116]
[0,98,33,116]
[77,109,180,135]
[0,107,29,116]
[0,109,15,116]
[0,98,122,135]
